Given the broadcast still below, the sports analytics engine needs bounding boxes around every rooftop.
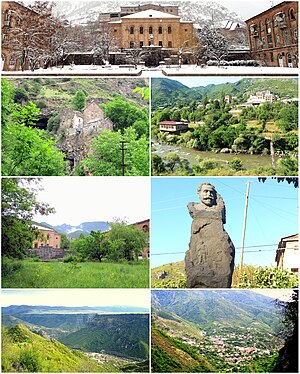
[121,9,180,19]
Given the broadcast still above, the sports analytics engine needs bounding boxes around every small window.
[289,8,296,20]
[293,29,298,40]
[158,41,163,46]
[158,26,162,34]
[168,41,172,48]
[168,26,172,34]
[140,41,143,48]
[130,26,134,34]
[140,26,143,34]
[149,26,153,34]
[130,41,134,48]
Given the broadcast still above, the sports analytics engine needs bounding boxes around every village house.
[60,101,113,137]
[159,121,189,134]
[32,225,61,249]
[275,233,299,274]
[134,219,150,259]
[244,90,276,106]
[245,1,298,67]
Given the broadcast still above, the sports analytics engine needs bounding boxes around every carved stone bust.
[185,182,235,288]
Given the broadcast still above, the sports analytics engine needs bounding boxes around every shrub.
[238,266,298,288]
[20,349,42,372]
[62,254,82,263]
[2,257,23,277]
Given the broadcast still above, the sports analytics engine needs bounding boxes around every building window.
[259,21,264,31]
[267,34,272,47]
[262,37,266,49]
[270,52,274,62]
[283,30,289,45]
[9,57,15,66]
[289,8,296,20]
[140,26,143,34]
[276,34,281,46]
[2,34,9,43]
[140,41,143,48]
[149,26,153,34]
[168,41,172,48]
[293,29,298,40]
[287,53,293,67]
[4,10,12,27]
[158,26,162,34]
[266,18,271,34]
[130,41,134,48]
[130,26,134,34]
[114,29,117,33]
[158,41,163,46]
[168,26,172,34]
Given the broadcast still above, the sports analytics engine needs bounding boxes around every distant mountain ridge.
[54,0,244,26]
[39,221,110,238]
[152,290,281,332]
[152,78,298,109]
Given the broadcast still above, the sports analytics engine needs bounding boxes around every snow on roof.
[121,9,180,19]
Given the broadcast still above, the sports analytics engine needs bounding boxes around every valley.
[151,290,286,372]
[2,306,149,372]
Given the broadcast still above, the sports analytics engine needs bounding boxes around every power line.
[152,243,278,256]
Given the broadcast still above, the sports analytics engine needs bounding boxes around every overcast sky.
[2,289,150,309]
[213,0,284,20]
[33,177,150,226]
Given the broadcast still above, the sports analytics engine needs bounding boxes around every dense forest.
[2,78,149,176]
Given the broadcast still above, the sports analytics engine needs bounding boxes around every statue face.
[198,185,216,207]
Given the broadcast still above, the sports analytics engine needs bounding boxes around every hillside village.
[151,78,298,176]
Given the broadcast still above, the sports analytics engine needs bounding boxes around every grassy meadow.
[2,259,149,288]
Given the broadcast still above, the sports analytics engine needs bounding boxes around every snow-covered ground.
[2,64,298,77]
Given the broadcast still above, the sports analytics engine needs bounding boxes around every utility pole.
[120,139,127,176]
[240,181,250,270]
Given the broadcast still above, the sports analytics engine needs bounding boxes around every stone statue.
[185,182,235,288]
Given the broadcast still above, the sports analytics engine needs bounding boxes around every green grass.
[2,259,149,288]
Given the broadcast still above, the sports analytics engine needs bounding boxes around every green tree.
[72,90,87,111]
[107,220,148,261]
[60,234,70,249]
[102,96,148,135]
[85,231,108,262]
[151,154,166,175]
[1,80,67,176]
[276,154,298,176]
[2,179,54,258]
[81,128,149,176]
[276,103,298,132]
[165,153,182,173]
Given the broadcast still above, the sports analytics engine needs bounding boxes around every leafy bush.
[238,266,298,288]
[62,254,82,263]
[2,257,23,277]
[20,349,42,372]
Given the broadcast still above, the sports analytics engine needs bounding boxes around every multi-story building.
[275,234,298,273]
[109,9,195,50]
[134,219,150,259]
[245,1,298,67]
[32,225,61,249]
[99,4,179,23]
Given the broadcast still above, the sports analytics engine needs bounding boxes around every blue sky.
[151,177,298,268]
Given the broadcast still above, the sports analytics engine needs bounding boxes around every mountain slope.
[61,314,149,360]
[54,0,243,26]
[152,78,298,110]
[2,324,107,373]
[152,290,280,332]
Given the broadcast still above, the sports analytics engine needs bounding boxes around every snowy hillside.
[53,0,244,26]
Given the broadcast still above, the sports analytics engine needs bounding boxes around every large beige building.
[108,8,196,51]
[33,225,61,249]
